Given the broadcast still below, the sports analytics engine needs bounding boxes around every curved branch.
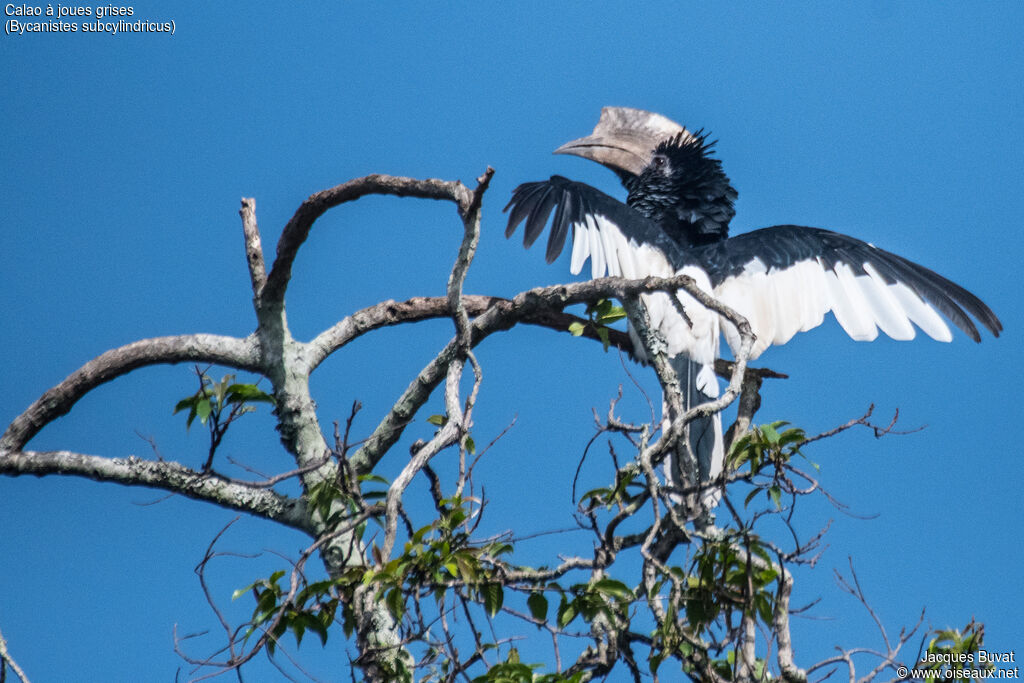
[308,296,506,370]
[308,294,668,371]
[262,174,473,307]
[0,449,310,533]
[309,292,787,380]
[1,334,261,451]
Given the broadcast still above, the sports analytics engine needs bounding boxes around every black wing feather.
[546,185,573,263]
[504,182,547,239]
[523,185,559,250]
[505,175,686,268]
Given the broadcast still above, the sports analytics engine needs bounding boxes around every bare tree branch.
[0,449,310,533]
[262,174,473,307]
[307,293,673,372]
[775,555,805,683]
[0,626,30,683]
[801,560,924,683]
[239,197,267,304]
[1,334,260,451]
[308,296,502,368]
[801,405,920,447]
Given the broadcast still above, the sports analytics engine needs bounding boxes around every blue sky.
[2,2,1021,680]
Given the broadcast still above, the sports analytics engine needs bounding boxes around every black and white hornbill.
[504,107,1001,506]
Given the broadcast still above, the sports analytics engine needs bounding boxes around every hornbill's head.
[554,106,738,247]
[554,106,691,180]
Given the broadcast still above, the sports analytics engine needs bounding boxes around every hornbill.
[504,107,1001,509]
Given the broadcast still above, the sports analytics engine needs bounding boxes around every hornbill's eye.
[651,155,667,169]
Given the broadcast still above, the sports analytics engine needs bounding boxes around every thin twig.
[0,627,30,683]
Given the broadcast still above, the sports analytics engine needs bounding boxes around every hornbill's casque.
[504,107,1001,509]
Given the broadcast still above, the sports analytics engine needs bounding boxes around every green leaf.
[578,487,611,504]
[214,375,229,406]
[750,543,772,566]
[777,426,805,447]
[568,321,586,336]
[289,614,305,647]
[296,579,335,602]
[755,592,774,624]
[426,414,447,426]
[455,553,479,583]
[195,397,212,425]
[527,592,548,622]
[757,567,778,586]
[557,599,578,628]
[760,422,781,445]
[592,578,634,601]
[596,302,626,324]
[231,582,257,601]
[486,542,514,557]
[385,587,405,620]
[361,567,377,586]
[577,591,604,621]
[255,588,278,618]
[225,383,275,405]
[465,435,476,455]
[482,583,504,617]
[294,611,328,647]
[173,396,196,414]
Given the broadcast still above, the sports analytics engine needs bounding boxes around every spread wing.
[505,179,1002,361]
[687,226,1003,357]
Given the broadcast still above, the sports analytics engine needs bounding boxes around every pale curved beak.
[553,106,691,176]
[554,135,653,177]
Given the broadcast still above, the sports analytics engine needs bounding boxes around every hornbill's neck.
[624,132,737,248]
